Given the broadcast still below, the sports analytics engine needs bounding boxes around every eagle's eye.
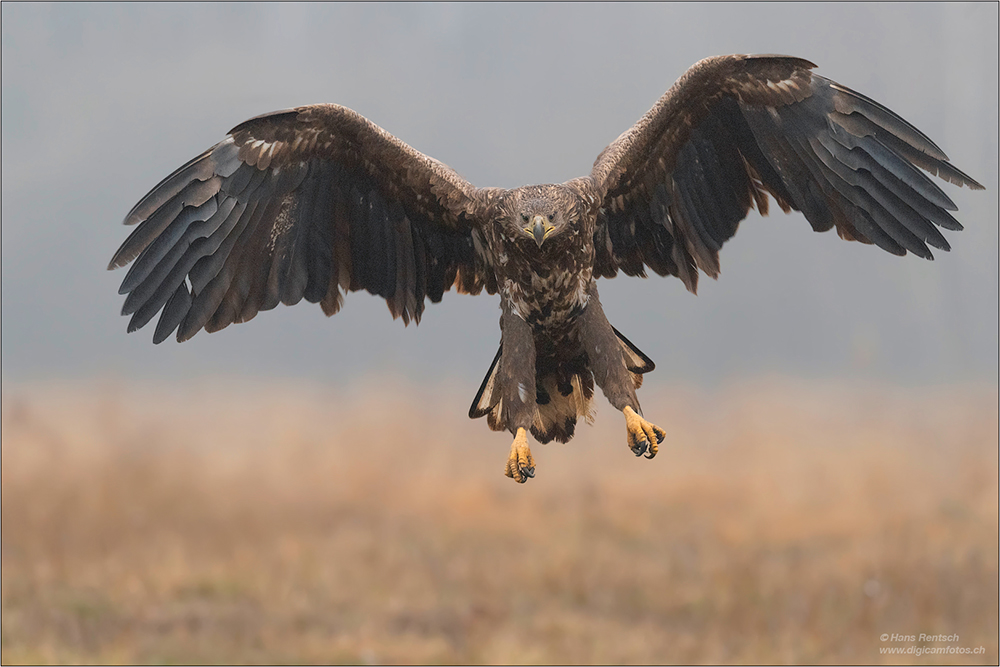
[521,213,528,222]
[548,213,555,222]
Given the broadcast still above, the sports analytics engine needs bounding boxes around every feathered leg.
[579,284,666,458]
[499,305,539,482]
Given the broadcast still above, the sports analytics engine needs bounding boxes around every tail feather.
[469,345,502,419]
[612,326,655,373]
[530,371,595,443]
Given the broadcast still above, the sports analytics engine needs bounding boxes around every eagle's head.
[499,185,579,249]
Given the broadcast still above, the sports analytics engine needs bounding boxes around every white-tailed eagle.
[110,55,983,482]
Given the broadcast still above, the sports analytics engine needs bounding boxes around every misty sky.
[2,3,997,390]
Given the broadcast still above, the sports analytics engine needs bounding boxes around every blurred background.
[2,3,997,664]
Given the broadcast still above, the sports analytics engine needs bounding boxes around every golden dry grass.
[2,377,997,664]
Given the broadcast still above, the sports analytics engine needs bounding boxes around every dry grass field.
[2,377,997,664]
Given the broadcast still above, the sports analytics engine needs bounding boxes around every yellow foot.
[623,406,666,459]
[504,427,536,483]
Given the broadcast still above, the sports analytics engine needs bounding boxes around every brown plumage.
[110,54,983,482]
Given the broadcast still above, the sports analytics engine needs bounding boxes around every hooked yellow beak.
[524,214,555,248]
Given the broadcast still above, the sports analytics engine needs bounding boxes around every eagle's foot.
[623,406,665,459]
[505,427,536,483]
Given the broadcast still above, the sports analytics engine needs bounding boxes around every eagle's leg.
[579,286,666,458]
[499,305,539,483]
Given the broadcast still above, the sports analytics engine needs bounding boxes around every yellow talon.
[505,427,536,483]
[623,406,666,459]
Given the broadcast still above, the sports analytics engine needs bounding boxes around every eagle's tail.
[469,328,653,443]
[526,369,595,443]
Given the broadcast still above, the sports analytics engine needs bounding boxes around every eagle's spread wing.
[583,54,984,292]
[110,104,495,343]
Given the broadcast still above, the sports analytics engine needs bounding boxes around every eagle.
[110,54,982,483]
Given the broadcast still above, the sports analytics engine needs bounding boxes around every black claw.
[521,466,535,479]
[632,438,648,457]
[643,448,656,460]
[655,431,665,444]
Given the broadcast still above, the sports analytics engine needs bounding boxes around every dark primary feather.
[585,54,983,292]
[110,105,496,343]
